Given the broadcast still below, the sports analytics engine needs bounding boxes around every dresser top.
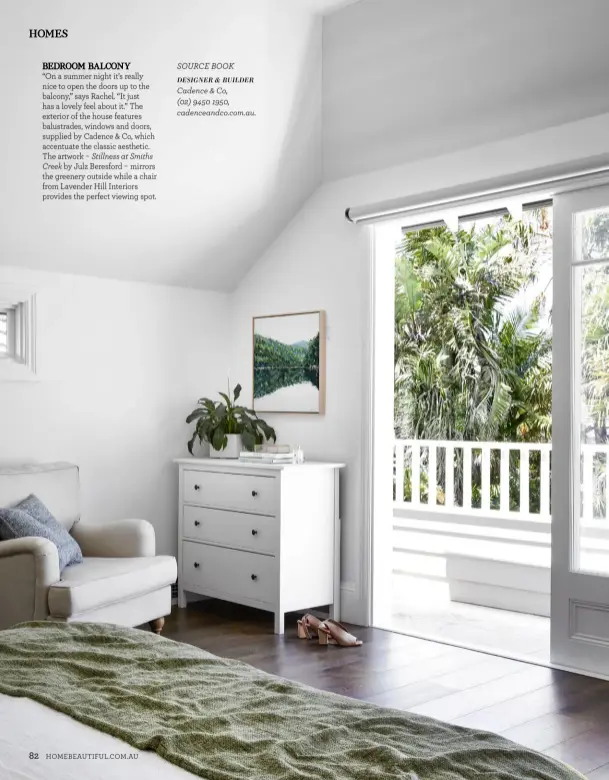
[174,457,345,470]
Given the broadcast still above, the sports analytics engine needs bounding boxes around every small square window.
[0,291,37,378]
[0,311,7,353]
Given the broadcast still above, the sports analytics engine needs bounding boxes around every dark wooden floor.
[163,601,609,778]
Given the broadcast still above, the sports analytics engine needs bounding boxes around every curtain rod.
[345,160,609,226]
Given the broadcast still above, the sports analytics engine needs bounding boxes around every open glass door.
[552,185,609,676]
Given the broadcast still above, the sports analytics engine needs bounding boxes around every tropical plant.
[395,215,552,446]
[394,207,609,517]
[186,383,276,454]
[582,269,609,444]
[394,213,553,511]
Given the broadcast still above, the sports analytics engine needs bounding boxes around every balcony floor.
[390,573,551,665]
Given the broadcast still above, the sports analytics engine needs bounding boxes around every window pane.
[575,255,609,575]
[575,207,609,265]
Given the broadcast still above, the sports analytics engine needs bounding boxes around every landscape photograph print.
[253,311,325,414]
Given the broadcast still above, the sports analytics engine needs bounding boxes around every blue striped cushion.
[0,494,82,571]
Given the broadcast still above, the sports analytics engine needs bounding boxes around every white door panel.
[552,185,609,676]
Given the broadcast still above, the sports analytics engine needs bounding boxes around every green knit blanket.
[0,622,583,780]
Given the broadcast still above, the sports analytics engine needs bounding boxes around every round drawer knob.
[251,529,258,536]
[251,574,258,581]
[194,562,200,568]
[194,484,201,491]
[251,490,258,497]
[194,520,201,527]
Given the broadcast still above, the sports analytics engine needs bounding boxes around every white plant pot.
[210,434,242,459]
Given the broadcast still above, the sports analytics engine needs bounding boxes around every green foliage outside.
[579,211,609,445]
[254,333,320,399]
[579,214,609,517]
[582,265,609,444]
[394,207,609,515]
[394,212,552,511]
[395,213,553,442]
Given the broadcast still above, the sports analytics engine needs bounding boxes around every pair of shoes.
[297,614,362,647]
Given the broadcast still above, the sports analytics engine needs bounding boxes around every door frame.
[551,185,609,677]
[364,175,609,678]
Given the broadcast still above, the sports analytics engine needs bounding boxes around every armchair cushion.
[71,519,155,558]
[48,556,177,618]
[0,502,82,572]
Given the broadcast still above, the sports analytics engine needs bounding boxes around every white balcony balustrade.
[391,439,608,618]
[394,439,608,522]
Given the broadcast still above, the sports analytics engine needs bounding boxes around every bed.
[0,622,585,780]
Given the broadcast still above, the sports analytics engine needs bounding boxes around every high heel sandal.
[318,619,362,647]
[297,613,323,640]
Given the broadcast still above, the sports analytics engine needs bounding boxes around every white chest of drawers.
[174,458,344,634]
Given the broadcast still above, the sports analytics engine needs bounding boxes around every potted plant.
[186,383,276,459]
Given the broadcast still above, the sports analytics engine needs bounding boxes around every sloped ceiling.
[323,0,609,179]
[1,0,322,291]
[3,0,609,290]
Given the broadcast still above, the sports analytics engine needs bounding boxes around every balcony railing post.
[603,449,608,521]
[428,444,437,507]
[540,447,550,518]
[500,445,510,513]
[411,443,420,506]
[520,448,530,515]
[582,446,594,522]
[481,445,491,512]
[395,442,405,505]
[463,445,472,510]
[445,445,454,508]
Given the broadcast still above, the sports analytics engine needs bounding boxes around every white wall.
[0,267,230,557]
[232,111,609,624]
[322,0,609,180]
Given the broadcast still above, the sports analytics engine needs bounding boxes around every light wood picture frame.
[253,310,326,414]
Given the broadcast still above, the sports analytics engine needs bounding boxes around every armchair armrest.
[71,519,155,558]
[0,537,60,628]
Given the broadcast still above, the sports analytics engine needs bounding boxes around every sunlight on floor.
[391,573,551,665]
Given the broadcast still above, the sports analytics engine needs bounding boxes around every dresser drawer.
[183,469,278,515]
[183,505,278,555]
[182,541,277,606]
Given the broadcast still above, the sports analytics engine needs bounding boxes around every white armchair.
[0,463,177,633]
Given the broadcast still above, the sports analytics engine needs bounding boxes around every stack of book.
[239,449,295,465]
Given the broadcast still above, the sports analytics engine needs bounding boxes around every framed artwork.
[253,310,326,414]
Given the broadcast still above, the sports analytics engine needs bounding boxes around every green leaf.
[212,427,226,451]
[241,431,256,451]
[258,421,276,442]
[186,409,207,424]
[187,433,198,455]
[218,392,231,408]
[233,383,242,401]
